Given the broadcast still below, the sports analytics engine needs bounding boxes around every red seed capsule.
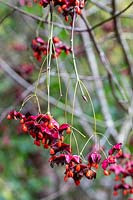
[104,170,110,176]
[30,131,36,138]
[114,175,119,181]
[22,124,28,132]
[32,133,36,138]
[48,123,54,129]
[64,175,68,182]
[44,121,48,127]
[44,144,49,149]
[20,119,24,124]
[92,163,99,169]
[65,164,69,170]
[86,170,93,178]
[117,149,123,157]
[130,189,133,194]
[50,148,55,155]
[68,170,73,178]
[47,114,52,121]
[113,191,118,196]
[42,138,45,144]
[65,16,68,22]
[75,7,81,15]
[76,164,81,172]
[57,6,62,13]
[75,180,80,186]
[7,114,11,120]
[58,140,62,148]
[38,132,43,139]
[34,140,40,146]
[123,190,128,196]
[62,4,67,10]
[66,127,71,134]
[53,37,60,43]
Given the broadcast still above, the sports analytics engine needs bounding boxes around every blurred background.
[0,0,133,199]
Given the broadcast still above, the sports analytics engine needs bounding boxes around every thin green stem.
[71,126,86,138]
[71,12,86,98]
[46,39,51,114]
[70,12,97,157]
[80,135,94,156]
[35,95,41,114]
[72,131,80,156]
[80,80,97,135]
[46,4,54,114]
[71,81,78,125]
[21,94,33,104]
[19,94,34,112]
[19,56,46,114]
[34,57,47,95]
[70,131,72,151]
[80,153,87,163]
[64,78,70,123]
[96,132,113,146]
[36,21,42,37]
[100,147,108,159]
[34,57,47,114]
[52,44,62,97]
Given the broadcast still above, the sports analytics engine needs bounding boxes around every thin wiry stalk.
[78,14,118,139]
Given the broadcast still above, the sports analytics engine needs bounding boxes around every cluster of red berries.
[31,36,71,61]
[7,111,71,148]
[62,151,101,185]
[101,143,133,198]
[34,0,86,20]
[7,111,133,196]
[7,110,101,185]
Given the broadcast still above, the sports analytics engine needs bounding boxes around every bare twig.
[90,1,133,30]
[80,14,128,110]
[108,74,128,112]
[0,9,15,24]
[90,0,133,19]
[112,0,133,89]
[90,0,112,14]
[118,92,133,144]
